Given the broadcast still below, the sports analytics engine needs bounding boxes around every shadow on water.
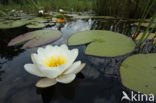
[0,19,155,103]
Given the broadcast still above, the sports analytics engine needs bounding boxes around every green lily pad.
[28,17,48,23]
[0,19,28,29]
[55,14,71,19]
[8,30,62,49]
[68,30,135,57]
[26,22,46,28]
[120,53,156,95]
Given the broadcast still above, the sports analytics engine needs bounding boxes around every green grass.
[93,0,156,18]
[0,0,93,14]
[0,0,155,19]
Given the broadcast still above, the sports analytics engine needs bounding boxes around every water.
[0,18,155,103]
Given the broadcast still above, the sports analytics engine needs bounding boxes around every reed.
[0,0,155,19]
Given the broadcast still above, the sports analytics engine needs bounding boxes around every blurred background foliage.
[0,0,155,18]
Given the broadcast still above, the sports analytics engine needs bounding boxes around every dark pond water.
[0,18,156,103]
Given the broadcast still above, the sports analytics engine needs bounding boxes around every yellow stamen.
[44,56,67,67]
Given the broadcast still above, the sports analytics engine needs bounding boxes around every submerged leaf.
[133,22,156,28]
[120,53,156,95]
[134,33,156,40]
[8,30,62,49]
[68,30,135,57]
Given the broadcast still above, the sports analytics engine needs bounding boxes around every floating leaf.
[0,19,28,29]
[120,53,156,95]
[72,15,115,19]
[28,17,48,23]
[8,30,62,49]
[45,22,55,26]
[68,30,135,57]
[26,22,46,28]
[55,14,71,19]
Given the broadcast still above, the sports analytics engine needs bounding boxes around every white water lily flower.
[11,9,15,12]
[24,44,85,88]
[39,10,44,14]
[59,9,64,13]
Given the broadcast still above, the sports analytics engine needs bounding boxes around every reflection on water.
[0,19,155,103]
[37,75,122,103]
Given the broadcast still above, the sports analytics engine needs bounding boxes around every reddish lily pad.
[8,30,62,49]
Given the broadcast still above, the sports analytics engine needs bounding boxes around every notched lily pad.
[8,30,62,49]
[120,53,156,95]
[68,30,135,57]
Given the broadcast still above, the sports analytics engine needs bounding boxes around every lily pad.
[28,17,48,23]
[0,19,28,29]
[68,30,135,57]
[55,14,71,19]
[120,53,156,95]
[72,15,115,19]
[8,30,62,49]
[26,22,46,28]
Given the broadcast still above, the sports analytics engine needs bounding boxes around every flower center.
[44,56,67,67]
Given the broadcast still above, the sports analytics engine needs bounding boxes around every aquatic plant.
[24,44,86,88]
[0,0,155,19]
[136,14,156,47]
[92,0,156,18]
[0,19,28,29]
[120,53,156,95]
[68,30,136,57]
[8,30,62,49]
[26,22,46,28]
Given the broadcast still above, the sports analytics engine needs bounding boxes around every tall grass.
[136,14,156,47]
[92,0,156,18]
[0,0,155,19]
[0,0,93,14]
[132,0,156,47]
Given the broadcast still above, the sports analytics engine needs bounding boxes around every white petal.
[64,61,81,74]
[56,74,76,83]
[31,53,43,64]
[45,45,66,57]
[37,47,47,61]
[74,63,86,74]
[60,44,68,50]
[36,78,57,88]
[24,64,45,77]
[66,49,78,65]
[37,64,62,79]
